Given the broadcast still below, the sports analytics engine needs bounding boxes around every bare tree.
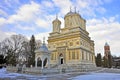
[0,38,11,55]
[0,38,14,65]
[0,34,29,66]
[22,41,31,66]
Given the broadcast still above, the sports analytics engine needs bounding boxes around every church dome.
[64,11,81,19]
[39,43,49,53]
[66,11,74,16]
[52,15,61,23]
[36,38,50,53]
[105,42,109,46]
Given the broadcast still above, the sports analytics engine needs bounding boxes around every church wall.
[48,36,95,65]
[48,33,96,64]
[48,11,96,67]
[66,49,80,63]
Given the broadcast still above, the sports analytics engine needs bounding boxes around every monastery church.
[35,9,96,69]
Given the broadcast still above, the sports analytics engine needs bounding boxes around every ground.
[0,68,120,80]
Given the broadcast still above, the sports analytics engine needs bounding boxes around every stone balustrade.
[6,66,102,75]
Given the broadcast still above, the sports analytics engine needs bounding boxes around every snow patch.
[1,68,120,80]
[0,67,6,73]
[0,68,46,79]
[70,73,120,80]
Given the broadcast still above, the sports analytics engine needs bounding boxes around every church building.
[48,9,96,68]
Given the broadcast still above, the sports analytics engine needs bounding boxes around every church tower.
[52,15,61,33]
[104,42,111,59]
[64,8,86,30]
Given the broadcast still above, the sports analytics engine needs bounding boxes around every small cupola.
[52,15,61,33]
[105,42,109,46]
[36,37,50,54]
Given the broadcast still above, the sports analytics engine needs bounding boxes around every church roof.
[64,11,80,18]
[52,15,61,23]
[66,11,74,15]
[36,38,50,53]
[39,43,49,53]
[53,18,61,23]
[105,42,109,46]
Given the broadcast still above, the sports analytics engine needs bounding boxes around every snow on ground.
[70,73,120,80]
[0,68,46,80]
[1,68,120,80]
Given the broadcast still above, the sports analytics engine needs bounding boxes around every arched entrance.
[59,53,64,64]
[36,57,48,68]
[37,57,42,67]
[60,57,63,64]
[43,58,48,67]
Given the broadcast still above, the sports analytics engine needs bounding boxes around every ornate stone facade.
[48,10,96,68]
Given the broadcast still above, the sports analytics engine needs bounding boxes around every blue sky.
[0,0,120,56]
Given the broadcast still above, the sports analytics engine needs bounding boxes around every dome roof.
[66,11,74,16]
[36,38,50,53]
[53,18,61,23]
[39,43,49,53]
[52,15,61,23]
[105,42,109,46]
[64,11,80,18]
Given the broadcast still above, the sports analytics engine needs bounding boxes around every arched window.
[76,41,79,45]
[72,50,75,59]
[76,50,79,59]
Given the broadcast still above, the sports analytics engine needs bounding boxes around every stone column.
[41,60,44,69]
[48,58,50,69]
[35,58,37,68]
[65,47,67,64]
[41,56,45,69]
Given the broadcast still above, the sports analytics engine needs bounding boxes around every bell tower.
[52,15,61,33]
[104,42,111,59]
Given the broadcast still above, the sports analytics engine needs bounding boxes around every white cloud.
[35,14,56,29]
[41,1,54,9]
[16,25,36,31]
[7,1,41,24]
[53,0,73,15]
[87,16,120,56]
[0,18,6,27]
[0,31,16,42]
[0,9,8,17]
[71,0,107,17]
[35,19,50,28]
[5,1,55,31]
[34,32,50,44]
